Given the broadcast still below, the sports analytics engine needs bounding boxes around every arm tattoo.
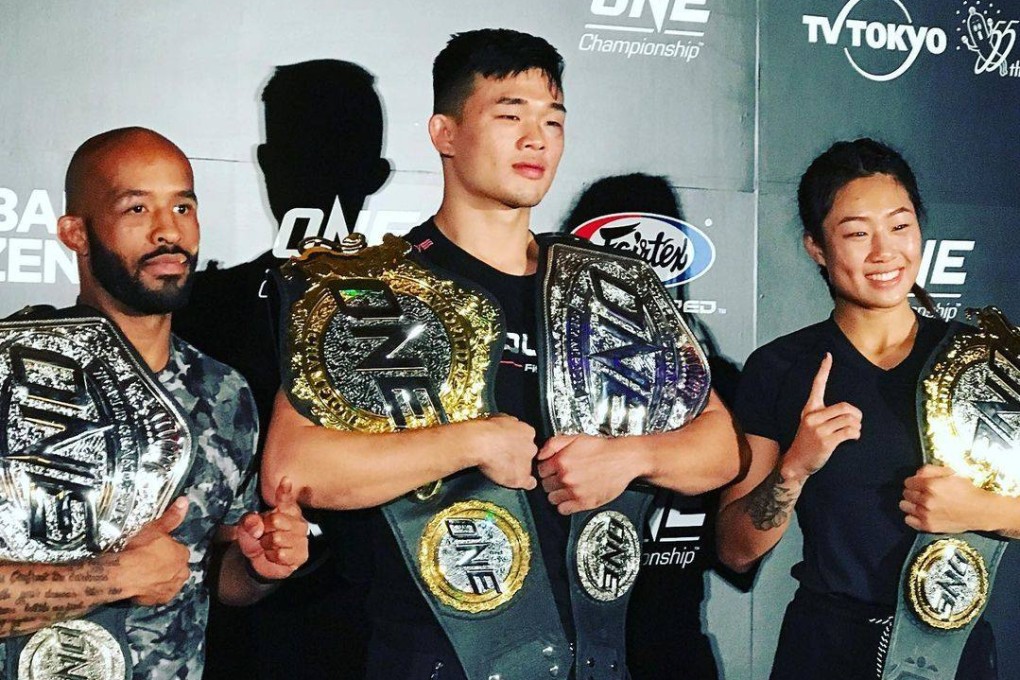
[746,467,798,531]
[0,561,122,637]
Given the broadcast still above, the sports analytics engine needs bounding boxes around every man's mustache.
[140,245,198,267]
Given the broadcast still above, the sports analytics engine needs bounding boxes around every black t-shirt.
[366,219,574,669]
[733,313,948,607]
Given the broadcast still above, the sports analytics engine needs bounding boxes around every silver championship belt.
[538,235,711,605]
[882,307,1020,680]
[0,314,193,563]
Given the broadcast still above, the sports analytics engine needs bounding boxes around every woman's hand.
[781,353,863,481]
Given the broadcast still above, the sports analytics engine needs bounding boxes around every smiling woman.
[716,139,998,680]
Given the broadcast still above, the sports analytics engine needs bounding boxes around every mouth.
[141,252,191,277]
[865,268,903,284]
[512,162,546,179]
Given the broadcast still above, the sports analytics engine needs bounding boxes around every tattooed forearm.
[0,560,125,637]
[745,466,799,531]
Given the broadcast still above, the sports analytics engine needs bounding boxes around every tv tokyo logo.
[802,0,948,82]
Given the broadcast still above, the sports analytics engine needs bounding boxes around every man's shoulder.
[169,335,255,406]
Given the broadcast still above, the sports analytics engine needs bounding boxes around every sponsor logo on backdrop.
[956,2,1019,78]
[572,212,724,315]
[642,500,705,568]
[802,0,948,81]
[579,0,710,61]
[0,188,76,285]
[913,238,974,321]
[272,196,422,258]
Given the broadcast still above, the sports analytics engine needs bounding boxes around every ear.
[803,232,827,267]
[57,215,88,256]
[428,114,456,158]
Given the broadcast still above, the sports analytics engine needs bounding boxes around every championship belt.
[882,308,1020,680]
[536,235,711,680]
[0,311,195,680]
[275,234,572,680]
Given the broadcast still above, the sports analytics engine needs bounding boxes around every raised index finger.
[806,352,832,412]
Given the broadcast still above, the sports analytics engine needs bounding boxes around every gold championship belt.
[278,234,532,612]
[882,307,1020,680]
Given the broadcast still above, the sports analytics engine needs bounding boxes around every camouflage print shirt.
[124,336,258,678]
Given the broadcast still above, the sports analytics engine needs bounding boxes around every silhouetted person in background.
[174,59,390,680]
[561,173,746,680]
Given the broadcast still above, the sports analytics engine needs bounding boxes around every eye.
[497,114,520,121]
[546,119,563,129]
[128,204,145,214]
[174,204,193,215]
[892,223,911,231]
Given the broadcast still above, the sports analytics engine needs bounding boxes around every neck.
[833,299,919,368]
[79,286,173,373]
[434,197,536,275]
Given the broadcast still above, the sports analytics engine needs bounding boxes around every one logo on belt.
[418,500,531,613]
[19,620,126,680]
[576,510,642,601]
[907,538,988,630]
[1,346,113,551]
[573,213,715,288]
[802,0,947,82]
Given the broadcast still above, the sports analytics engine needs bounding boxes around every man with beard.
[0,127,309,678]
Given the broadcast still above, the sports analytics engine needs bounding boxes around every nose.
[151,207,182,245]
[519,119,546,151]
[868,230,893,261]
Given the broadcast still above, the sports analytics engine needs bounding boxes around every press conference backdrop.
[1,1,1016,678]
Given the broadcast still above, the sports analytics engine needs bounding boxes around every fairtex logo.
[802,0,948,82]
[573,213,715,288]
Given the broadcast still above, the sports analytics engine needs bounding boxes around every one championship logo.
[576,510,641,602]
[907,539,988,630]
[418,500,530,613]
[19,620,126,680]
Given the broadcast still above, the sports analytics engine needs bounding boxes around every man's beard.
[86,225,197,315]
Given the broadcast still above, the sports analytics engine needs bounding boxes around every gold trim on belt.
[418,500,531,613]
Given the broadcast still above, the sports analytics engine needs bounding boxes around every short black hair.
[798,138,924,246]
[433,28,564,117]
